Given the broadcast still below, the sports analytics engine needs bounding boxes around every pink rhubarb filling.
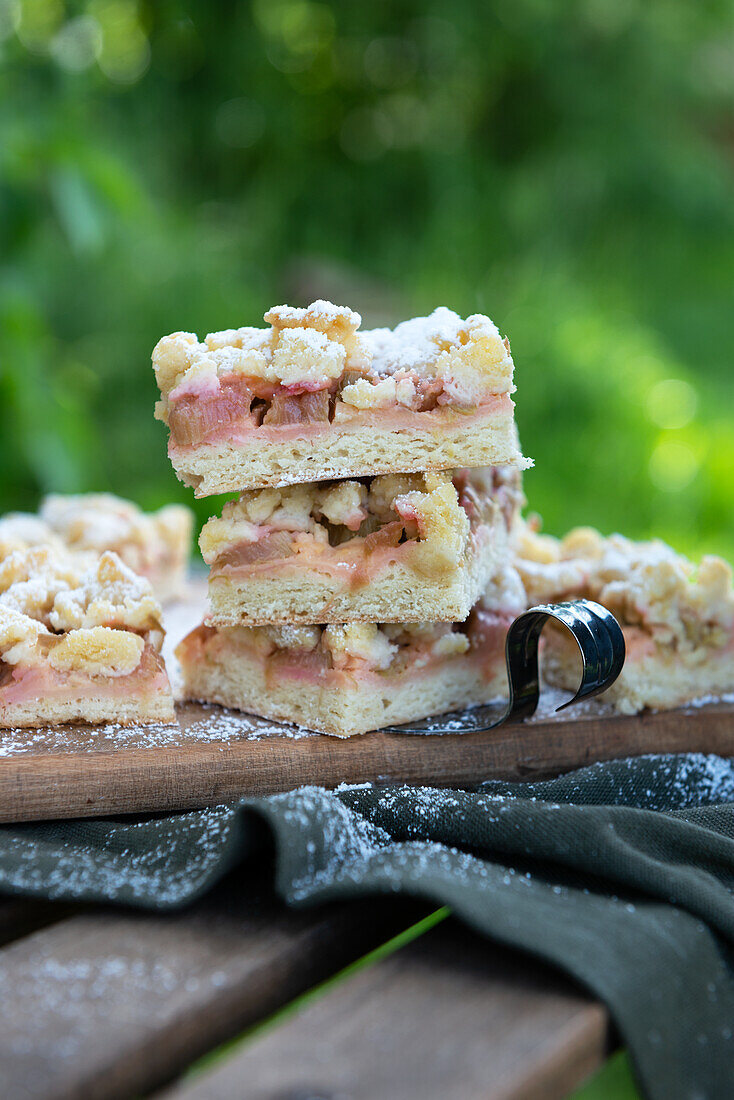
[180,609,513,693]
[166,368,511,451]
[210,525,424,589]
[0,645,170,707]
[208,474,503,592]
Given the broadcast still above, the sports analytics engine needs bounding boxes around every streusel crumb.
[0,605,49,666]
[0,514,63,559]
[50,552,161,633]
[517,523,734,650]
[153,301,515,408]
[47,627,145,677]
[198,470,469,570]
[1,494,191,603]
[0,546,163,636]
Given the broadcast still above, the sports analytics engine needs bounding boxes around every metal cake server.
[383,599,626,735]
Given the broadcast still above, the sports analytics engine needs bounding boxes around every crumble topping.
[339,375,418,410]
[381,621,471,662]
[0,609,146,678]
[264,625,322,652]
[198,470,479,572]
[0,547,166,678]
[264,300,362,339]
[0,606,49,666]
[50,551,162,633]
[0,515,63,559]
[517,523,734,650]
[40,494,190,559]
[317,482,368,530]
[154,300,369,405]
[250,619,472,674]
[204,326,272,354]
[152,331,201,395]
[514,522,590,605]
[265,300,369,372]
[362,308,514,405]
[47,627,145,677]
[481,563,528,616]
[153,301,516,435]
[323,623,398,670]
[363,473,433,524]
[270,328,346,388]
[1,494,191,588]
[0,547,83,621]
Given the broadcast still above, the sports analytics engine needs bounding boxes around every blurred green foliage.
[1,0,733,557]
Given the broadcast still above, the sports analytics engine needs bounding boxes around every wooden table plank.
[0,874,424,1100]
[2,699,733,823]
[161,921,612,1100]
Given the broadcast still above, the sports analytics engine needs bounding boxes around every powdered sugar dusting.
[0,704,317,756]
[0,802,239,905]
[364,307,466,374]
[391,688,619,734]
[183,705,315,743]
[510,751,734,811]
[680,693,734,709]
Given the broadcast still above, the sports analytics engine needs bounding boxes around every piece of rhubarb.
[263,389,331,426]
[169,378,254,445]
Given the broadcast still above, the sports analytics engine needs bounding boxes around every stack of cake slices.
[154,300,532,737]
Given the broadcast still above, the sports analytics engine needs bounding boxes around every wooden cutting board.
[2,698,734,824]
[1,585,733,824]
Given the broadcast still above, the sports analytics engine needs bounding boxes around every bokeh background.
[1,0,733,562]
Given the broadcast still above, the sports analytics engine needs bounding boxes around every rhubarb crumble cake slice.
[0,494,193,602]
[176,564,527,737]
[516,524,734,713]
[153,301,530,494]
[0,546,175,727]
[200,466,523,626]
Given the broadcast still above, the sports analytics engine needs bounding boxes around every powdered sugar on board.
[0,687,619,756]
[0,712,316,757]
[394,688,618,734]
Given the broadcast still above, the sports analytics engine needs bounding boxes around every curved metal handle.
[383,599,626,734]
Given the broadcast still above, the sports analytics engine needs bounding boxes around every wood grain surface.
[161,919,611,1100]
[1,698,733,824]
[0,874,424,1100]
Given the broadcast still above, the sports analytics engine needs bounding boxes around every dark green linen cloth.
[2,753,734,1100]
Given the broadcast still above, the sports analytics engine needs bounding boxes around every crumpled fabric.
[2,752,734,1100]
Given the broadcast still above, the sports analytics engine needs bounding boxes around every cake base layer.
[0,691,176,729]
[208,538,502,626]
[0,645,176,728]
[177,625,507,737]
[171,409,528,495]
